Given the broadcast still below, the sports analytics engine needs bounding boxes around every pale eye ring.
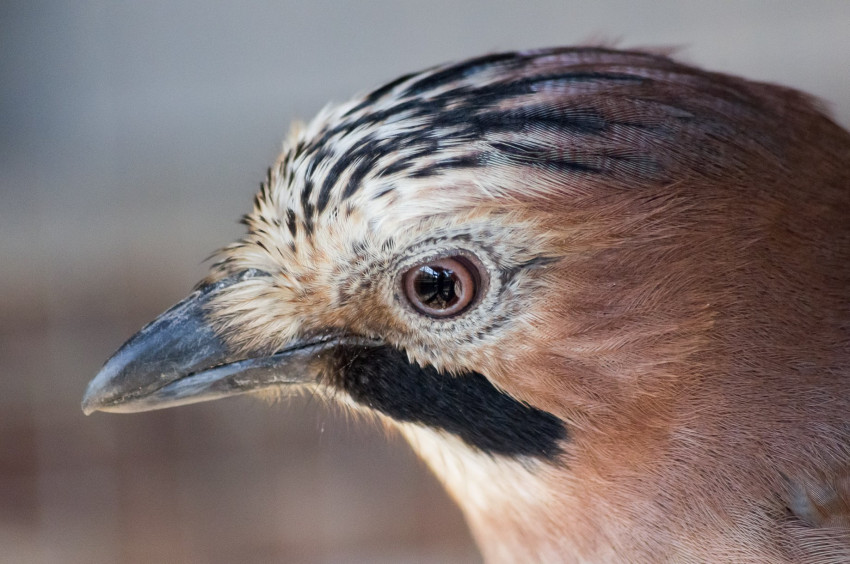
[402,256,481,318]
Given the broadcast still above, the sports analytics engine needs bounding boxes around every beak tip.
[81,378,105,415]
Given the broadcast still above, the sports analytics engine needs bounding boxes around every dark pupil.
[414,266,460,308]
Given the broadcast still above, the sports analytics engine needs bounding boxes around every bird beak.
[82,270,371,415]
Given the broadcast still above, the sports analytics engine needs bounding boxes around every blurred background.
[2,1,849,562]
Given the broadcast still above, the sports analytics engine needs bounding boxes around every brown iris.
[403,256,478,318]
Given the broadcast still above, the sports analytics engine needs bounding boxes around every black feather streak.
[285,208,297,237]
[341,152,382,201]
[302,201,315,236]
[410,154,486,178]
[402,52,523,96]
[489,141,603,173]
[344,71,419,117]
[332,345,567,459]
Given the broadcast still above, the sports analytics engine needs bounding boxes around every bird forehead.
[265,48,686,224]
[260,46,788,241]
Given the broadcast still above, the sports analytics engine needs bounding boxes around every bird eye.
[402,256,480,318]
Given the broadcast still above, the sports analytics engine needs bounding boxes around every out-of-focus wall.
[1,2,848,562]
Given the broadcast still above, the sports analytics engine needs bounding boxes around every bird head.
[82,47,850,561]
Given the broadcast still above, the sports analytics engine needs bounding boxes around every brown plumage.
[83,47,850,562]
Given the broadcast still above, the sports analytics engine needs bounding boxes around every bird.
[82,46,850,563]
